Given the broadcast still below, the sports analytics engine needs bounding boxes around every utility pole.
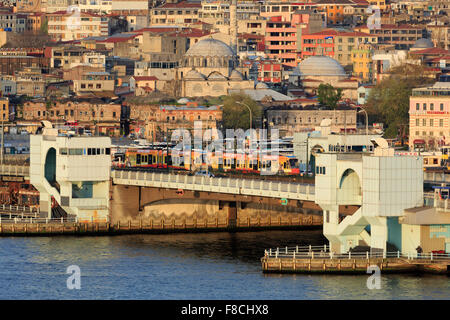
[1,116,3,165]
[305,133,309,175]
[166,126,170,174]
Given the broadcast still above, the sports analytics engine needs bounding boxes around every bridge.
[424,170,450,185]
[111,169,315,201]
[5,133,444,257]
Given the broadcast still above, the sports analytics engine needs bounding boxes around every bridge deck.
[111,169,315,201]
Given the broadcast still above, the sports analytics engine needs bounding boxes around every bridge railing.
[112,169,315,201]
[264,246,450,261]
[0,164,29,177]
[0,216,78,224]
[424,171,450,183]
[0,204,38,213]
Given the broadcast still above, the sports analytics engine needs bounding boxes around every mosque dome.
[412,38,434,49]
[177,98,190,104]
[298,56,346,78]
[255,82,269,89]
[185,38,235,57]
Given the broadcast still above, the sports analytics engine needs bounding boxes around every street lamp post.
[1,112,14,166]
[358,107,368,135]
[236,101,252,130]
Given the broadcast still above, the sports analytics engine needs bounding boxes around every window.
[440,119,444,127]
[60,148,68,155]
[430,119,434,127]
[69,148,83,155]
[416,103,419,110]
[423,103,427,110]
[440,103,444,111]
[416,119,419,126]
[430,103,434,110]
[422,119,426,126]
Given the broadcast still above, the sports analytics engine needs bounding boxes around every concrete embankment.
[0,215,322,236]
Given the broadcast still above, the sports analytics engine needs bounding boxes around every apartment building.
[0,8,27,33]
[47,11,109,41]
[25,12,44,33]
[266,105,357,137]
[72,71,115,95]
[198,0,261,34]
[15,67,46,97]
[22,99,121,123]
[351,42,374,82]
[150,1,201,27]
[409,78,450,151]
[260,2,319,22]
[256,60,282,84]
[355,24,425,50]
[265,16,298,67]
[315,0,357,25]
[301,29,377,67]
[0,97,9,122]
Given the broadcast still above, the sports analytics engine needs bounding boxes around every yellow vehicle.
[440,145,450,170]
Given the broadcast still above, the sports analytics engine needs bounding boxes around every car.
[195,170,215,178]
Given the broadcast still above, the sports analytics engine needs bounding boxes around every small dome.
[207,71,227,80]
[177,98,190,104]
[185,69,206,80]
[229,69,244,80]
[255,82,269,89]
[298,56,346,78]
[412,38,434,49]
[185,38,235,57]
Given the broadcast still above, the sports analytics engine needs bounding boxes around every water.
[0,230,449,300]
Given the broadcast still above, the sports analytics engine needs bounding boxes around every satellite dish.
[41,120,53,129]
[370,138,389,149]
[320,118,332,127]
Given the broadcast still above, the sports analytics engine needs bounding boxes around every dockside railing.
[263,246,450,261]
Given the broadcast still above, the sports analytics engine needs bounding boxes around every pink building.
[409,80,450,151]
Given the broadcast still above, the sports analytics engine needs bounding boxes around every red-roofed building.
[130,75,159,96]
[257,60,282,84]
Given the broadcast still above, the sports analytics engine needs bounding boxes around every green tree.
[222,94,262,130]
[365,63,434,139]
[317,83,343,109]
[40,17,48,34]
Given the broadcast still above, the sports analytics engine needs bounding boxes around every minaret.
[230,0,237,54]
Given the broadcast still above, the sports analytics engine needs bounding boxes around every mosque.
[289,56,359,100]
[176,38,256,97]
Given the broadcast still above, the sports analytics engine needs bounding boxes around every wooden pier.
[0,215,322,236]
[261,246,450,275]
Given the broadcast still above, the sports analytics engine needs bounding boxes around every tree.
[365,63,434,138]
[40,17,48,34]
[222,94,262,130]
[317,84,343,109]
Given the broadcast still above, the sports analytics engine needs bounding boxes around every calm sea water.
[0,230,449,300]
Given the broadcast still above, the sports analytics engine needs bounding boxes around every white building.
[30,122,111,222]
[314,138,423,254]
[293,120,382,171]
